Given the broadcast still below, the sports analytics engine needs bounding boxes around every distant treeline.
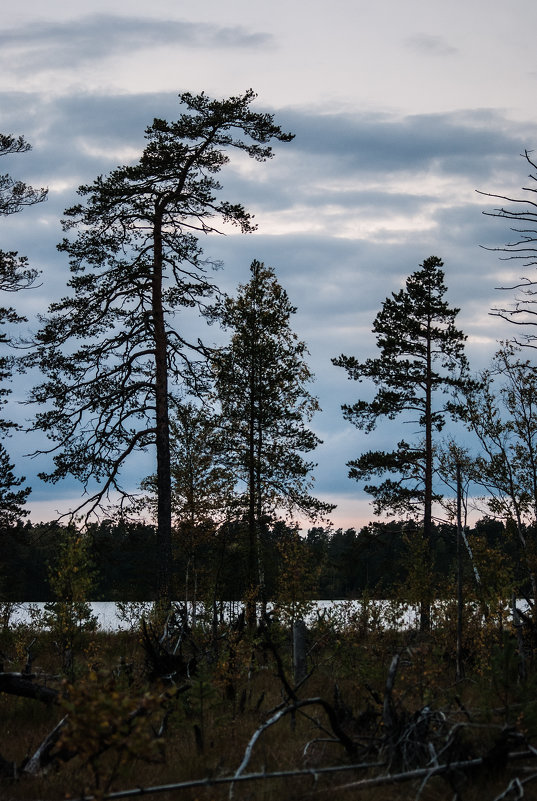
[0,514,528,603]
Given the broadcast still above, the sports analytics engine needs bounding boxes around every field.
[1,601,537,801]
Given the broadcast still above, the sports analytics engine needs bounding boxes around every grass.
[1,603,537,800]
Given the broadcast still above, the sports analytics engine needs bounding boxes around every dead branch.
[231,704,295,790]
[382,653,400,732]
[493,771,537,801]
[48,751,537,801]
[0,671,58,704]
[60,760,388,801]
[312,738,535,796]
[141,616,194,682]
[311,758,483,795]
[230,694,359,798]
[23,716,69,775]
[492,776,524,801]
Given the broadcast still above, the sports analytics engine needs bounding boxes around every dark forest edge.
[0,514,525,603]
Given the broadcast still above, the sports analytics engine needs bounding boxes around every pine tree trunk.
[246,361,257,629]
[421,316,433,632]
[153,208,173,603]
[256,399,267,618]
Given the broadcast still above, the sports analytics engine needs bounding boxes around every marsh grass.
[1,608,537,800]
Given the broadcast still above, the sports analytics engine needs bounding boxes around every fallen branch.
[54,752,537,801]
[312,750,537,796]
[24,750,537,800]
[233,696,357,786]
[59,760,388,801]
[493,771,537,801]
[314,759,483,794]
[23,716,69,775]
[0,672,58,704]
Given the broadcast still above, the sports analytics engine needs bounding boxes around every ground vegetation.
[1,597,537,800]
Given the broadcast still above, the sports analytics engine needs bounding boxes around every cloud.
[5,91,532,198]
[1,87,534,520]
[0,14,272,73]
[404,33,458,57]
[0,89,528,335]
[1,90,528,321]
[275,107,532,181]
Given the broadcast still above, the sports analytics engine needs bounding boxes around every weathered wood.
[382,653,399,733]
[232,695,358,791]
[0,672,58,704]
[293,619,308,686]
[71,760,386,801]
[23,716,68,775]
[56,752,537,801]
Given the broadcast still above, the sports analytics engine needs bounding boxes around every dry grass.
[1,612,537,801]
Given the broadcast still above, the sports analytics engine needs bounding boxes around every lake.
[4,598,523,631]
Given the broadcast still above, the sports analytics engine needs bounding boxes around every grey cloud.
[1,89,531,511]
[275,107,535,181]
[0,14,271,72]
[404,33,458,57]
[7,91,534,196]
[1,90,525,323]
[206,231,496,344]
[2,90,528,285]
[4,90,278,186]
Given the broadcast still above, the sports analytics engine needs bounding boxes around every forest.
[2,90,537,799]
[0,515,523,603]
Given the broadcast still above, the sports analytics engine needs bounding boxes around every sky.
[1,0,537,527]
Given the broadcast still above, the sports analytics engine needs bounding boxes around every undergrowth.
[1,602,537,800]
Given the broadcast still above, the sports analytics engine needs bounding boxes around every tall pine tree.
[0,133,46,524]
[333,256,469,629]
[212,260,333,622]
[27,91,292,601]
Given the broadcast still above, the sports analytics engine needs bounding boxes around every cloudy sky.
[2,0,537,526]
